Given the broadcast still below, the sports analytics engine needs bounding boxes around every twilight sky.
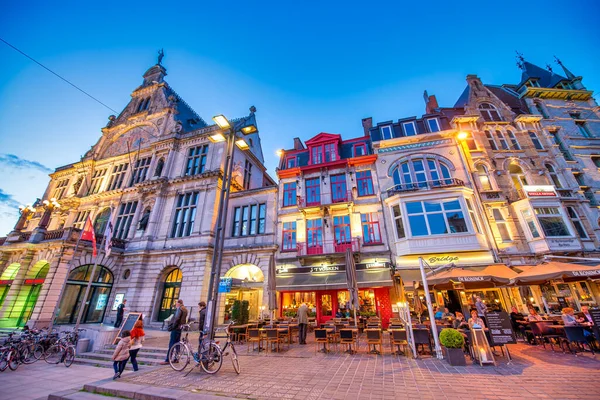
[1,0,599,236]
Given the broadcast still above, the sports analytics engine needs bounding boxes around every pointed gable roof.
[305,132,342,145]
[517,61,568,89]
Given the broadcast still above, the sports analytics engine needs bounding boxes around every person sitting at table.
[527,307,543,322]
[562,307,594,344]
[434,306,444,320]
[469,309,485,329]
[335,308,344,318]
[510,306,530,342]
[453,312,469,330]
[442,307,454,319]
[577,306,594,325]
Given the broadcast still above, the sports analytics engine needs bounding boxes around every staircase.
[75,345,166,369]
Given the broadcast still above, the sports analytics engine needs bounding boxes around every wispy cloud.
[0,153,53,174]
[0,188,20,210]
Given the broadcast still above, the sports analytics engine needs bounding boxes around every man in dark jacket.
[160,299,188,364]
[114,299,127,328]
[194,301,207,362]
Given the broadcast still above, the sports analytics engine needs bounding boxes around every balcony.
[480,190,504,201]
[386,178,465,197]
[296,238,360,256]
[297,190,353,209]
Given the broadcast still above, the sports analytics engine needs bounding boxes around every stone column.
[28,246,74,328]
[0,249,36,327]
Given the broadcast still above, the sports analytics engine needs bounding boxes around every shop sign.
[522,185,557,198]
[218,277,233,293]
[457,276,486,282]
[310,265,340,273]
[549,278,564,285]
[24,279,44,285]
[548,238,579,249]
[277,262,391,275]
[396,252,494,268]
[452,282,465,290]
[572,269,600,277]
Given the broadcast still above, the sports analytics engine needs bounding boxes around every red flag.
[80,215,97,256]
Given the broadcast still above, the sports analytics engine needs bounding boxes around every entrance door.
[317,291,336,325]
[158,269,182,322]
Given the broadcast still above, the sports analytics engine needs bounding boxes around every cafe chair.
[265,329,281,353]
[236,326,248,343]
[562,326,595,356]
[530,321,564,352]
[278,326,291,349]
[340,329,357,354]
[413,328,433,355]
[247,328,263,353]
[315,329,330,354]
[390,329,409,356]
[365,329,383,355]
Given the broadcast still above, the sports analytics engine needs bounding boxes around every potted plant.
[439,328,466,366]
[230,300,242,324]
[240,300,250,324]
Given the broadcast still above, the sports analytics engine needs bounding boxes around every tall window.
[114,201,138,240]
[403,122,417,136]
[306,219,323,250]
[282,222,296,251]
[534,101,548,119]
[484,130,498,150]
[137,97,150,112]
[406,199,467,236]
[311,146,323,164]
[391,205,405,239]
[72,210,90,229]
[380,126,393,140]
[495,130,509,150]
[185,145,208,176]
[154,158,165,177]
[492,209,511,242]
[331,174,348,203]
[521,209,540,239]
[509,164,528,194]
[53,179,69,199]
[463,132,477,150]
[466,198,481,234]
[283,182,297,207]
[356,170,374,196]
[129,157,151,186]
[545,164,562,188]
[333,215,351,245]
[506,130,521,150]
[427,118,440,133]
[567,207,588,239]
[107,163,129,191]
[243,160,253,190]
[231,203,266,237]
[534,207,570,237]
[479,103,502,122]
[305,177,321,206]
[361,213,382,244]
[88,169,107,195]
[171,192,199,238]
[475,165,492,190]
[324,143,337,162]
[576,121,592,138]
[528,131,544,150]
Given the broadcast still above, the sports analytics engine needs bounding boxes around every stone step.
[72,357,160,369]
[76,353,163,365]
[48,389,115,400]
[92,348,166,359]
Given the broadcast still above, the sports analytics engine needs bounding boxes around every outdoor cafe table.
[228,324,249,342]
[259,327,290,352]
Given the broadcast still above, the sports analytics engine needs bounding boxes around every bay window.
[361,213,382,244]
[534,207,570,237]
[406,199,468,236]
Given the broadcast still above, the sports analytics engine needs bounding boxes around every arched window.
[478,103,502,122]
[509,164,528,194]
[94,208,111,236]
[495,130,509,150]
[154,158,164,177]
[484,130,498,150]
[475,165,492,191]
[546,164,562,188]
[533,101,549,119]
[158,268,183,321]
[391,157,453,190]
[506,130,521,150]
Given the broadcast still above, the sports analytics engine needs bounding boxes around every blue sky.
[1,0,599,235]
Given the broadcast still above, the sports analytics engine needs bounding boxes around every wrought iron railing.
[296,238,360,256]
[386,178,464,197]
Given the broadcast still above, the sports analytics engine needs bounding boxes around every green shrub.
[439,328,464,349]
[231,300,241,323]
[240,300,250,324]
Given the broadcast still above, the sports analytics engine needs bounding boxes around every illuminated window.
[129,157,151,186]
[476,165,492,191]
[282,222,296,251]
[305,177,321,206]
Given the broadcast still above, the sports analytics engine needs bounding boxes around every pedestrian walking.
[129,320,145,372]
[160,299,188,364]
[112,330,131,379]
[114,299,127,328]
[297,302,309,345]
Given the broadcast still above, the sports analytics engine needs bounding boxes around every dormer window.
[310,143,337,165]
[525,79,540,88]
[380,126,393,140]
[556,81,572,90]
[286,156,297,169]
[427,118,440,133]
[478,103,502,122]
[402,121,417,136]
[353,143,367,157]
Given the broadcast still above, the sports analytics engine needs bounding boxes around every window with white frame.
[402,121,417,136]
[107,163,129,191]
[72,210,90,229]
[88,169,107,195]
[380,126,393,140]
[521,209,540,239]
[566,207,588,239]
[114,201,138,240]
[406,199,468,236]
[475,165,492,191]
[495,130,509,150]
[492,209,511,242]
[528,131,544,150]
[53,179,70,199]
[466,198,481,234]
[506,130,521,150]
[391,157,452,189]
[478,103,503,122]
[427,118,440,133]
[129,157,151,186]
[509,164,528,193]
[534,207,571,237]
[484,130,498,150]
[545,164,562,188]
[185,145,208,176]
[171,192,199,238]
[391,205,405,239]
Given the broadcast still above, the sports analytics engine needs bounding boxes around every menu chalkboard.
[113,312,142,344]
[485,311,516,346]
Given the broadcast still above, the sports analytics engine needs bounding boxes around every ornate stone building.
[0,59,277,328]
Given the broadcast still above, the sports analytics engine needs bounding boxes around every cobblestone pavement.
[122,332,600,400]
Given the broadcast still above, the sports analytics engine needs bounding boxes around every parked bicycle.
[45,328,85,368]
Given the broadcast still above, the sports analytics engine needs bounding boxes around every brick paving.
[122,331,600,400]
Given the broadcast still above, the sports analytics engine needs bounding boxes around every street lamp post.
[204,109,257,342]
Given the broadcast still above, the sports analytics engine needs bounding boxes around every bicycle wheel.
[33,344,44,361]
[230,344,240,374]
[200,343,223,375]
[0,350,9,372]
[8,352,19,371]
[22,344,38,364]
[64,346,75,367]
[168,343,190,372]
[45,344,64,364]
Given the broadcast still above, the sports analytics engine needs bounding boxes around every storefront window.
[358,289,376,316]
[281,292,316,317]
[575,282,594,303]
[465,290,504,312]
[321,294,333,316]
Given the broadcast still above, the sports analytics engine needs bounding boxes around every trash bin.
[76,338,90,354]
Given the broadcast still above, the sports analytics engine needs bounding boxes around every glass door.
[158,283,181,321]
[318,292,335,325]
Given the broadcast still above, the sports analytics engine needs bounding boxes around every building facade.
[0,59,277,328]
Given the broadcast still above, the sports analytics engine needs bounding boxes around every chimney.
[293,137,305,150]
[361,117,373,136]
[424,91,439,114]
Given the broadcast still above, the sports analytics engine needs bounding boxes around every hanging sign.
[218,277,233,293]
